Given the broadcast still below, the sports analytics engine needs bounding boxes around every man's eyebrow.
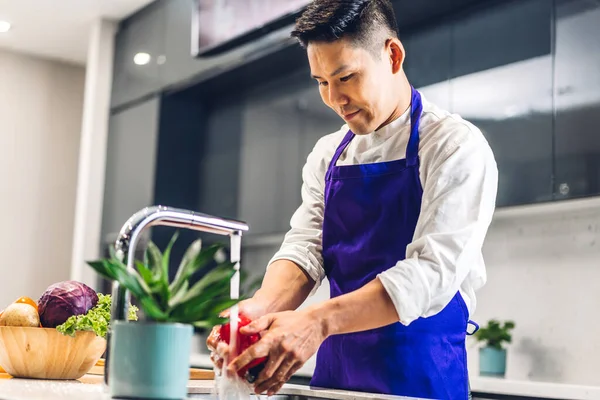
[311,65,350,79]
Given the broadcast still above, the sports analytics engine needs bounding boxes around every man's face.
[307,37,395,135]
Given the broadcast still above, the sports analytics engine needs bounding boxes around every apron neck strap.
[326,86,424,174]
[406,86,423,167]
[329,130,354,170]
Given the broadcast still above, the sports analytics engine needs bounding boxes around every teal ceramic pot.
[479,346,507,377]
[109,321,193,399]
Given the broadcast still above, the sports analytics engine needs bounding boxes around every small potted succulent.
[87,231,244,399]
[473,319,515,377]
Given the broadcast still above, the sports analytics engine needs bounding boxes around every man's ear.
[386,38,405,73]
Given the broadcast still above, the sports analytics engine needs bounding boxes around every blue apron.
[310,87,476,399]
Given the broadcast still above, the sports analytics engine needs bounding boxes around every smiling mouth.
[342,110,360,121]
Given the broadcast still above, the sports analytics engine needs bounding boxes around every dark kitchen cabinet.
[404,22,452,111]
[162,0,212,89]
[105,0,600,259]
[553,0,600,200]
[111,2,166,108]
[101,97,161,240]
[161,0,247,89]
[449,0,554,207]
[237,72,306,236]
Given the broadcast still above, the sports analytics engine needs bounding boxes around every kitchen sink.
[186,383,427,400]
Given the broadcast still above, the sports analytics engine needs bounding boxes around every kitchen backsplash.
[466,197,600,386]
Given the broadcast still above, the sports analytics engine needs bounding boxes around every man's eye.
[340,74,354,82]
[318,81,328,87]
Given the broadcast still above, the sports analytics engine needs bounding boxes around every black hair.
[290,0,399,54]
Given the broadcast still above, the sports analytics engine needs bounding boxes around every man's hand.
[206,298,267,372]
[227,309,327,396]
[206,259,318,377]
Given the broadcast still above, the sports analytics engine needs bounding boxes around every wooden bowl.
[0,326,106,379]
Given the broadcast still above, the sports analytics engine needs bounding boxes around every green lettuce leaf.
[56,293,138,338]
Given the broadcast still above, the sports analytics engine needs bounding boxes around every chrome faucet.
[104,205,249,384]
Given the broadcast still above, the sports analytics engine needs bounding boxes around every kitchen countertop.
[470,377,600,400]
[0,373,423,400]
[3,372,600,400]
[190,354,600,400]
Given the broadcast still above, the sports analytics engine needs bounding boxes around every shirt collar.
[371,100,412,139]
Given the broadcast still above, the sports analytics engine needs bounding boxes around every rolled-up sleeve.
[267,139,328,295]
[377,126,498,326]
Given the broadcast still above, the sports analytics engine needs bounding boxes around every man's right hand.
[207,259,317,373]
[206,298,267,372]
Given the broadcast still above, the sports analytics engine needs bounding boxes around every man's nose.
[328,85,349,108]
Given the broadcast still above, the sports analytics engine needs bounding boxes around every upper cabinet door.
[111,3,166,108]
[450,0,554,207]
[162,0,203,87]
[162,0,300,92]
[553,0,600,200]
[403,22,452,111]
[237,71,318,236]
[102,97,161,240]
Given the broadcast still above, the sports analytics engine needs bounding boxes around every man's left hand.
[227,309,327,396]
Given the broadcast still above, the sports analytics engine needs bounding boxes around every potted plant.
[473,319,515,377]
[87,231,246,399]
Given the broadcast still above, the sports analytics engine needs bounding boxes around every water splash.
[215,370,257,400]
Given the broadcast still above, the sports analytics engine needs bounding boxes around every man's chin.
[347,123,372,135]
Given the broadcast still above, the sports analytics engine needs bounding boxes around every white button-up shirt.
[268,93,498,325]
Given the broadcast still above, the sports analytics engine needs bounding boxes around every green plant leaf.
[139,296,169,321]
[148,280,165,295]
[87,260,118,281]
[168,286,227,320]
[191,320,217,329]
[111,261,150,298]
[135,260,154,286]
[208,297,241,317]
[168,265,237,322]
[107,257,155,296]
[88,257,158,312]
[170,239,202,293]
[168,280,189,308]
[169,241,223,295]
[128,261,164,299]
[146,241,163,280]
[171,262,235,308]
[161,231,179,297]
[143,238,173,309]
[191,314,230,330]
[170,296,239,324]
[473,319,516,350]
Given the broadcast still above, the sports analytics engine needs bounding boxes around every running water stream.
[214,232,259,400]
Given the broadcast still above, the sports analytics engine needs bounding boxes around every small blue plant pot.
[109,321,193,399]
[479,346,507,377]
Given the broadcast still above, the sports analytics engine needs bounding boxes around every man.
[207,0,498,398]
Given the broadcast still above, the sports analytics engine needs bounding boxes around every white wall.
[467,198,600,387]
[0,49,85,309]
[70,19,116,290]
